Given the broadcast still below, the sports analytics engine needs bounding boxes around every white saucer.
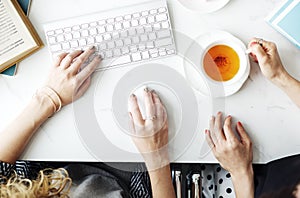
[183,30,250,97]
[177,0,230,13]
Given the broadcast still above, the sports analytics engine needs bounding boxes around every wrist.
[32,91,56,118]
[271,69,291,88]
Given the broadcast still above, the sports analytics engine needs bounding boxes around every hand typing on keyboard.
[44,0,176,70]
[45,47,101,105]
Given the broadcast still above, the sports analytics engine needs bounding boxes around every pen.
[186,173,192,198]
[175,171,181,198]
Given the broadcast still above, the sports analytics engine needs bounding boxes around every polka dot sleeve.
[201,164,235,198]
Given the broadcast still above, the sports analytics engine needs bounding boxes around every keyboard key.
[161,21,170,29]
[62,42,70,50]
[138,43,146,50]
[81,23,89,29]
[70,40,79,48]
[51,44,62,51]
[132,52,142,61]
[107,41,115,49]
[156,13,168,22]
[136,27,144,34]
[90,28,97,35]
[99,43,107,50]
[158,7,167,13]
[73,31,81,39]
[81,30,89,37]
[47,31,55,36]
[55,29,63,34]
[151,52,159,58]
[124,38,131,45]
[124,14,132,20]
[157,30,171,38]
[145,25,152,32]
[64,27,71,32]
[148,32,156,40]
[150,9,158,15]
[131,20,139,27]
[153,23,161,30]
[56,35,64,42]
[113,48,121,56]
[98,20,106,25]
[107,24,114,32]
[155,37,173,47]
[141,11,149,16]
[48,37,56,44]
[130,46,138,53]
[120,31,128,38]
[106,51,113,58]
[115,40,124,47]
[79,39,87,46]
[112,55,131,65]
[142,51,150,59]
[107,18,114,24]
[133,13,140,18]
[103,33,112,40]
[140,34,148,42]
[140,18,147,25]
[128,28,136,36]
[97,26,106,33]
[95,35,103,42]
[148,16,155,23]
[112,32,119,39]
[87,37,95,44]
[123,21,131,29]
[65,33,73,40]
[115,16,123,22]
[72,25,80,31]
[90,22,98,27]
[115,23,122,30]
[146,41,155,48]
[122,46,130,54]
[132,36,140,44]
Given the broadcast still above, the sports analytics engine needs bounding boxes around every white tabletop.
[0,0,299,163]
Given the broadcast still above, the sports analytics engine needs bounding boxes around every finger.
[151,90,161,104]
[144,88,155,118]
[70,46,96,73]
[209,116,219,145]
[236,122,251,144]
[151,90,164,119]
[74,77,91,100]
[223,116,237,142]
[215,112,226,141]
[128,112,136,135]
[205,130,216,150]
[129,94,144,125]
[53,52,68,67]
[76,55,101,88]
[60,50,84,68]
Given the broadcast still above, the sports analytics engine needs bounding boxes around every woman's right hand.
[248,38,287,82]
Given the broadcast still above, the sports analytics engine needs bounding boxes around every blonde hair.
[0,168,72,198]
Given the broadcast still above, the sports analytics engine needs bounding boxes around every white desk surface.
[0,0,299,163]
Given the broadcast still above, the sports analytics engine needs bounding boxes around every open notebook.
[266,0,300,49]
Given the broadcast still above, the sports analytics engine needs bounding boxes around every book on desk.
[266,0,300,49]
[0,0,43,74]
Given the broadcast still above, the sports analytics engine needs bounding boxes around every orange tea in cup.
[203,44,240,82]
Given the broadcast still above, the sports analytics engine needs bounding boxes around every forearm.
[0,93,54,163]
[231,168,254,198]
[148,164,176,198]
[272,70,300,108]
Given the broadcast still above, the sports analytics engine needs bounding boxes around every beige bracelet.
[36,86,62,113]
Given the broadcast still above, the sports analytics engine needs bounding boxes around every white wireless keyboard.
[43,0,176,70]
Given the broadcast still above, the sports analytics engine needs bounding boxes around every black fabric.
[254,154,300,198]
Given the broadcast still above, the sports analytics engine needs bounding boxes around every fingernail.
[144,87,149,92]
[96,55,102,60]
[89,46,96,50]
[131,94,136,98]
[150,90,156,94]
[238,121,243,127]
